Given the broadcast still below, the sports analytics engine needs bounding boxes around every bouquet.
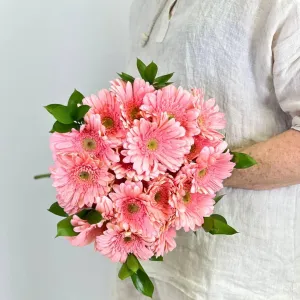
[35,59,256,298]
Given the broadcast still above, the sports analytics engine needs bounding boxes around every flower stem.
[34,173,51,180]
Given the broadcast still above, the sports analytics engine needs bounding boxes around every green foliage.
[131,269,154,298]
[203,214,238,235]
[56,216,78,237]
[45,89,89,133]
[214,194,225,205]
[118,263,133,280]
[149,256,163,261]
[144,62,158,84]
[231,152,257,169]
[117,72,135,83]
[126,254,140,273]
[48,202,68,217]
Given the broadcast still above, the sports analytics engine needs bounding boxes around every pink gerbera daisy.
[180,141,234,194]
[50,114,120,165]
[68,215,105,247]
[110,78,155,125]
[95,223,154,263]
[152,223,176,257]
[122,114,191,176]
[141,85,200,139]
[146,174,176,224]
[173,191,215,232]
[83,89,125,139]
[109,181,156,236]
[50,153,114,215]
[186,135,221,161]
[193,89,226,140]
[95,196,114,219]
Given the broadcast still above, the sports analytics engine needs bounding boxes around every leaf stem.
[34,173,51,180]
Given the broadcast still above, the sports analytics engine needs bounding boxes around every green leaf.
[76,209,91,219]
[153,81,174,90]
[150,256,163,261]
[144,62,158,84]
[154,73,174,84]
[85,210,102,225]
[214,194,225,205]
[210,214,227,223]
[50,121,78,133]
[48,202,68,217]
[45,104,74,124]
[203,215,238,235]
[126,254,140,273]
[118,263,133,280]
[231,152,257,169]
[137,58,147,79]
[74,105,90,120]
[131,269,154,298]
[67,89,85,115]
[202,216,214,232]
[56,216,78,237]
[117,72,135,83]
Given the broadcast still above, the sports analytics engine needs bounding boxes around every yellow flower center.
[147,138,159,151]
[154,191,162,202]
[198,116,205,127]
[82,138,97,151]
[102,117,114,129]
[129,106,140,120]
[79,171,91,181]
[182,191,191,204]
[127,203,140,214]
[198,168,207,178]
[167,112,175,120]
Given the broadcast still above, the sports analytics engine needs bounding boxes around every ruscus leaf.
[48,202,68,217]
[144,62,158,84]
[214,194,225,205]
[203,215,238,235]
[68,89,85,115]
[117,72,135,83]
[231,152,257,169]
[118,263,133,280]
[75,105,90,120]
[56,216,78,237]
[45,104,74,124]
[126,254,140,273]
[85,210,102,225]
[137,58,147,79]
[150,256,163,261]
[154,73,174,84]
[131,269,154,298]
[50,121,78,133]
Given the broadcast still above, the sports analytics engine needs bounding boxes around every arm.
[224,129,300,190]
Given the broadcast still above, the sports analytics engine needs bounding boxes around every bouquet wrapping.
[36,59,256,298]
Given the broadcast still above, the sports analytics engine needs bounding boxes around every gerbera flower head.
[109,181,156,237]
[95,223,154,263]
[95,196,114,219]
[141,85,200,138]
[68,215,105,247]
[110,78,155,125]
[152,223,176,257]
[83,89,126,140]
[173,191,215,232]
[50,114,120,165]
[181,141,234,194]
[50,153,114,215]
[194,94,226,140]
[122,113,191,176]
[146,174,176,224]
[186,135,221,161]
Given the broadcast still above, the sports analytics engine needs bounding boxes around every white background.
[0,1,132,299]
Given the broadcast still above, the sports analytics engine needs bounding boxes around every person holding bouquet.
[115,0,300,299]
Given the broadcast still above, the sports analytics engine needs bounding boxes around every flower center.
[124,236,132,242]
[147,138,159,151]
[154,191,162,202]
[79,171,91,181]
[127,203,140,214]
[198,116,206,127]
[82,138,97,151]
[198,168,207,178]
[102,117,114,129]
[167,112,175,120]
[182,191,191,204]
[190,144,196,154]
[129,106,140,120]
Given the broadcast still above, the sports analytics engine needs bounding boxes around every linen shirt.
[115,1,300,299]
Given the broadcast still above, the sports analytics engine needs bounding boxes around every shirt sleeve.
[272,2,300,131]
